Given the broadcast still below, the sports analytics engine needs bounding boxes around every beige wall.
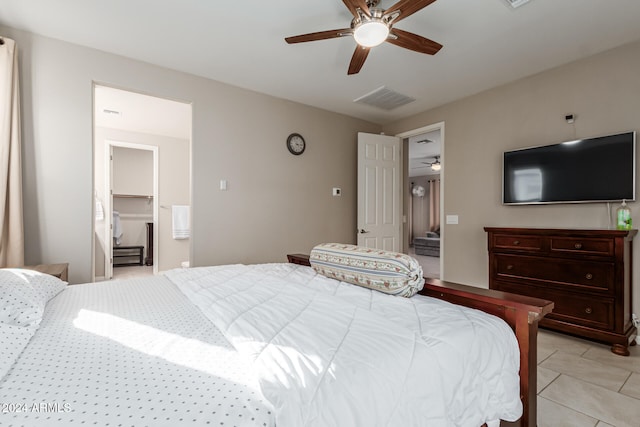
[384,39,640,313]
[112,146,153,196]
[3,25,381,283]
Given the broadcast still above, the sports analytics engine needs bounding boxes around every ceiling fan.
[421,155,441,171]
[285,0,443,75]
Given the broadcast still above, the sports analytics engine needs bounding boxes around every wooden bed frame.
[287,254,554,427]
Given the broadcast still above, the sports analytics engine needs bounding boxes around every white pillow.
[0,268,67,327]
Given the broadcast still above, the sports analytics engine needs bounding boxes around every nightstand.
[23,263,69,282]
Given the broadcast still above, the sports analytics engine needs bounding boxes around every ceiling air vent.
[504,0,531,8]
[354,86,415,111]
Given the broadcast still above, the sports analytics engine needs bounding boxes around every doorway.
[107,142,158,280]
[92,84,192,281]
[396,123,444,279]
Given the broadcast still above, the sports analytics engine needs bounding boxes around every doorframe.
[395,121,445,278]
[104,140,159,279]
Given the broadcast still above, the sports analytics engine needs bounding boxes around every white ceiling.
[94,85,191,140]
[3,0,640,125]
[408,130,441,177]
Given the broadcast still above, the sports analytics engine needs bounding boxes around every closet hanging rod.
[113,194,153,199]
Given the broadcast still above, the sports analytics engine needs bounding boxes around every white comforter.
[165,263,522,427]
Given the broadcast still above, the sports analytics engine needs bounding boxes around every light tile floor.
[409,247,440,279]
[112,265,153,280]
[536,329,640,427]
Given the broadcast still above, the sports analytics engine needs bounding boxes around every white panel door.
[357,133,401,251]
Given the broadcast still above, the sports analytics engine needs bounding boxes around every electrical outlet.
[632,313,639,328]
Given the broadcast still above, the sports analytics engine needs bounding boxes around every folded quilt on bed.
[165,264,522,427]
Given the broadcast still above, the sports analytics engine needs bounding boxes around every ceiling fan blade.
[342,0,371,17]
[348,46,370,75]
[285,28,353,44]
[387,28,442,55]
[384,0,437,23]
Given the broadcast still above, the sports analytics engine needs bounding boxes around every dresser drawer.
[494,254,614,292]
[550,237,614,257]
[494,281,614,331]
[486,227,636,355]
[492,235,544,252]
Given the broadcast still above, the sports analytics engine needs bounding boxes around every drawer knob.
[513,240,520,245]
[585,307,593,314]
[574,243,583,249]
[506,264,514,270]
[585,273,593,280]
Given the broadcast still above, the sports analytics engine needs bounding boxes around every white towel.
[95,199,104,221]
[112,211,123,245]
[172,205,190,240]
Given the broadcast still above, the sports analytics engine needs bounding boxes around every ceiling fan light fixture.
[353,20,389,47]
[431,162,441,171]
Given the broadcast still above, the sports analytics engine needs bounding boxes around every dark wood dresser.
[485,227,637,356]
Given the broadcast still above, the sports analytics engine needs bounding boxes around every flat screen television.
[503,131,636,205]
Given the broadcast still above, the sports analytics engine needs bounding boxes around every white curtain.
[428,178,440,232]
[408,183,414,243]
[0,37,24,267]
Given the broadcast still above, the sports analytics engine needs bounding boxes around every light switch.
[446,215,459,225]
[220,180,228,191]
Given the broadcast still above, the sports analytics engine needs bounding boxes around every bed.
[1,248,552,427]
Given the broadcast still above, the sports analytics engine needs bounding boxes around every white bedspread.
[0,276,274,427]
[165,263,522,427]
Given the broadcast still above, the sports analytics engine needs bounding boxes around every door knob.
[358,229,369,234]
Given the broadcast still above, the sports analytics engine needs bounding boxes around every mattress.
[1,263,521,427]
[0,276,274,427]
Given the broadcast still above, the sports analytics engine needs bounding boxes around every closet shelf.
[113,194,153,200]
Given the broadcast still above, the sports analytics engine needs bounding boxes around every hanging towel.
[112,211,123,245]
[95,198,104,221]
[172,205,190,240]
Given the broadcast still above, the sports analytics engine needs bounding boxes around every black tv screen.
[503,131,636,204]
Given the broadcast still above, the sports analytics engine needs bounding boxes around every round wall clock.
[286,133,306,155]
